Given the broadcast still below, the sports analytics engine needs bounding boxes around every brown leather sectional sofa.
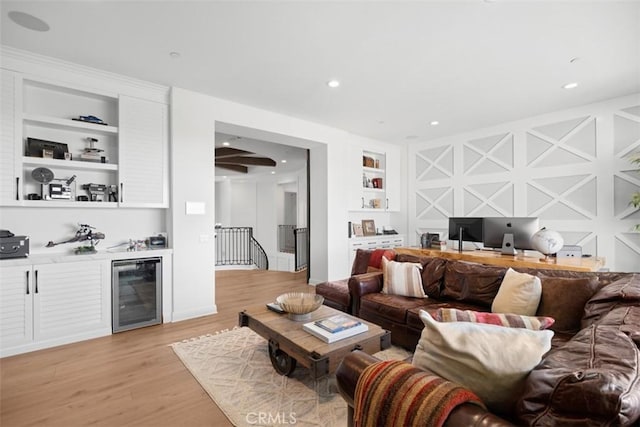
[337,253,640,426]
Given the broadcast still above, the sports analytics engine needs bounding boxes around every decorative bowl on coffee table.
[276,292,324,321]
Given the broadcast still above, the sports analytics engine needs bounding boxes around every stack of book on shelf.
[303,314,368,343]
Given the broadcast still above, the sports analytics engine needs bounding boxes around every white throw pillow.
[492,268,542,316]
[381,257,426,298]
[412,310,552,413]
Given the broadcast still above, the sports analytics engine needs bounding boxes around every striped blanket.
[354,360,484,427]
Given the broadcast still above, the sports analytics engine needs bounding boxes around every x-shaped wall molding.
[463,133,513,176]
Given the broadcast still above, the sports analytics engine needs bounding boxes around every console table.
[395,247,606,272]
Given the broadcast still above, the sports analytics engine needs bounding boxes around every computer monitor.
[482,217,540,255]
[448,217,484,251]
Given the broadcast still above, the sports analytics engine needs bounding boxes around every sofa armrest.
[336,351,516,427]
[348,272,383,315]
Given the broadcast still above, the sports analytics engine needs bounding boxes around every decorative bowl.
[276,292,324,321]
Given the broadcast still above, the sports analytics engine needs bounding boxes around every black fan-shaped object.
[32,167,54,184]
[215,147,276,174]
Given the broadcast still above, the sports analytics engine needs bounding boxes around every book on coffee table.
[315,314,361,333]
[303,320,369,343]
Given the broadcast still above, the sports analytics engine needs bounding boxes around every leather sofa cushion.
[441,261,506,307]
[406,301,489,330]
[360,293,428,324]
[395,254,447,297]
[536,275,599,334]
[517,311,640,426]
[582,273,640,329]
[315,279,350,308]
[351,249,372,275]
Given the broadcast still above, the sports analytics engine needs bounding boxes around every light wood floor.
[0,269,313,427]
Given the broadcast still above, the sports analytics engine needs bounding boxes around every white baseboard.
[171,305,218,322]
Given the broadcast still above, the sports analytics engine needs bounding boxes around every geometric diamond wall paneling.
[527,175,597,219]
[463,133,513,176]
[613,174,640,219]
[416,187,453,220]
[613,106,640,157]
[416,145,454,181]
[463,181,513,216]
[614,233,640,272]
[526,116,596,167]
[559,231,597,256]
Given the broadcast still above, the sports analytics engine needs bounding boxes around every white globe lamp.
[531,227,564,262]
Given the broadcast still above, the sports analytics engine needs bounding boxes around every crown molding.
[1,45,169,102]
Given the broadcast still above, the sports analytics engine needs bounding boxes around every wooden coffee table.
[239,304,390,379]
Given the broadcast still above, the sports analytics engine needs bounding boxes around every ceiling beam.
[215,163,248,173]
[217,156,276,167]
[215,147,254,158]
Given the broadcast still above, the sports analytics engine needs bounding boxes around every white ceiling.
[1,1,639,145]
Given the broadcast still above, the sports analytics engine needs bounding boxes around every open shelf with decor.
[1,69,168,208]
[17,76,120,205]
[360,150,387,210]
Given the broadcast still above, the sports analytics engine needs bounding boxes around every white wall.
[1,208,166,255]
[230,181,258,229]
[171,87,403,319]
[214,180,231,226]
[170,89,217,321]
[408,93,640,272]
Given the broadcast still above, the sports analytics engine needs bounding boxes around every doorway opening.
[213,127,312,281]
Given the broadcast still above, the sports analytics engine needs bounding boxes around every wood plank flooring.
[0,269,313,427]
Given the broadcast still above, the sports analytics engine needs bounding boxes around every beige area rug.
[170,326,412,427]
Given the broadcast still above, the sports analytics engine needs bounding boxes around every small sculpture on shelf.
[46,223,105,254]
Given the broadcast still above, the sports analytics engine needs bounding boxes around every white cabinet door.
[385,148,401,211]
[0,70,21,205]
[118,95,168,208]
[33,260,110,341]
[0,265,33,350]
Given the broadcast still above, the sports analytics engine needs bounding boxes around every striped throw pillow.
[381,257,427,298]
[434,308,554,330]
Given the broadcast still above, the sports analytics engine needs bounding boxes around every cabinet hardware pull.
[35,270,38,294]
[16,177,19,200]
[120,183,123,203]
[386,198,389,210]
[26,270,29,295]
[361,197,364,209]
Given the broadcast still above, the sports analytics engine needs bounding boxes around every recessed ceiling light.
[271,171,276,175]
[430,121,439,126]
[563,82,579,89]
[8,11,50,32]
[169,51,181,59]
[327,80,340,88]
[281,159,287,163]
[222,141,230,146]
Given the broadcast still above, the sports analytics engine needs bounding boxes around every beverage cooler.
[112,257,162,332]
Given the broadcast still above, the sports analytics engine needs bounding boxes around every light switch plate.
[185,201,205,215]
